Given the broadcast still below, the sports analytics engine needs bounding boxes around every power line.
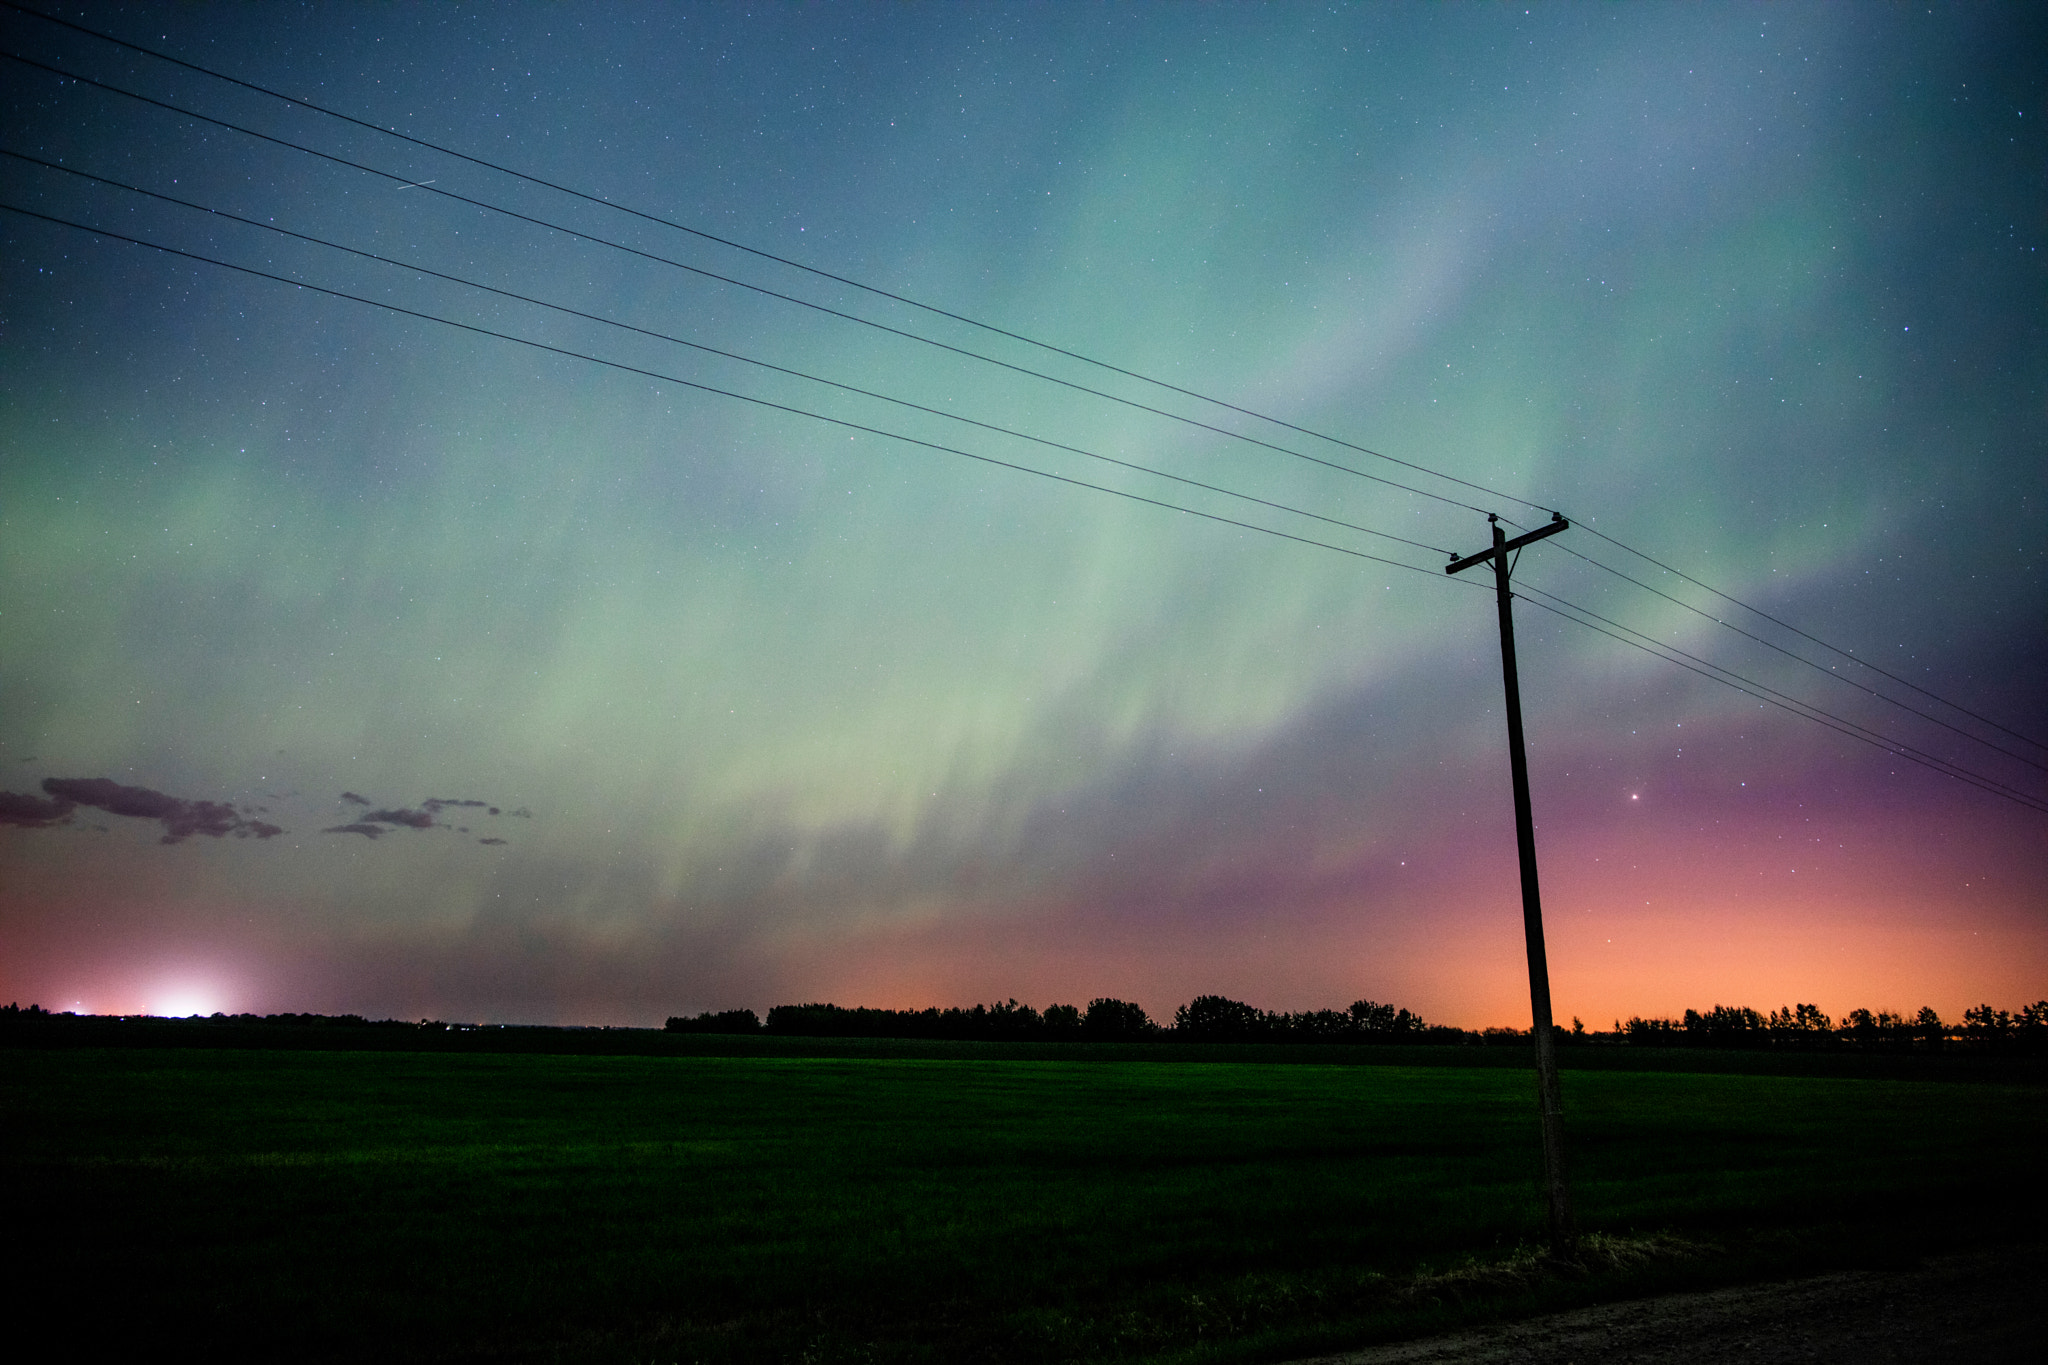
[1495,506,2048,765]
[9,25,2033,761]
[0,147,1452,560]
[3,198,2035,816]
[0,199,1460,586]
[1515,583,2048,811]
[1519,594,2048,817]
[1575,523,2048,753]
[0,46,1499,523]
[8,10,2036,768]
[3,0,1545,516]
[1532,542,2048,776]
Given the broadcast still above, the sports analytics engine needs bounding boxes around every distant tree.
[1348,999,1425,1038]
[1174,995,1269,1042]
[1947,1002,2048,1052]
[980,999,1043,1039]
[1684,1004,1767,1047]
[665,1008,761,1035]
[765,1003,848,1036]
[1042,1003,1082,1038]
[1272,1008,1348,1041]
[1082,997,1157,1040]
[1914,1006,1944,1048]
[1766,1003,1832,1035]
[1841,1007,1910,1048]
[1618,1015,1683,1044]
[1963,1003,2011,1036]
[1762,1003,1833,1048]
[1349,999,1398,1033]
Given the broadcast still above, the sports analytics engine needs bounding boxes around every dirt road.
[1291,1245,2044,1365]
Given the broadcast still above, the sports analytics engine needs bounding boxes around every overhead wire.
[0,200,1463,587]
[5,8,2039,779]
[1529,543,2048,775]
[0,46,1498,523]
[1519,593,2048,816]
[0,147,1452,559]
[1486,515,2047,760]
[6,20,2036,761]
[1574,523,2048,752]
[2,0,1544,516]
[2,194,2039,816]
[1514,583,2048,810]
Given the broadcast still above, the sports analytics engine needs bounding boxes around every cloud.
[40,777,285,844]
[321,792,526,840]
[0,791,75,828]
[363,807,435,829]
[309,790,534,842]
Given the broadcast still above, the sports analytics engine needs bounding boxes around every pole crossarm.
[1445,512,1569,576]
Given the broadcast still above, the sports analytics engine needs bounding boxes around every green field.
[7,1046,2044,1363]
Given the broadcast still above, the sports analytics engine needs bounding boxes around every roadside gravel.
[1289,1244,2044,1365]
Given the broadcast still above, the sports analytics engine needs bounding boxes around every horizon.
[16,988,2043,1039]
[3,3,2043,1029]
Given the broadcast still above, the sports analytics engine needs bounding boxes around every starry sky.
[2,2,2042,1027]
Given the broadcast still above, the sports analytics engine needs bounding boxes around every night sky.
[2,3,2042,1027]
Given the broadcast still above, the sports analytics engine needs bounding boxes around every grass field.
[7,1046,2044,1363]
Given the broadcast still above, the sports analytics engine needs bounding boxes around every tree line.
[666,995,1453,1043]
[1614,1000,2048,1050]
[10,995,2038,1052]
[667,994,2048,1051]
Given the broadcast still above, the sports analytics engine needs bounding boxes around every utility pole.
[1447,511,1575,1257]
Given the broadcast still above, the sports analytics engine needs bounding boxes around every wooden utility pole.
[1447,511,1575,1256]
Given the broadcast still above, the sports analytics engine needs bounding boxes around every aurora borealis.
[2,2,2042,1027]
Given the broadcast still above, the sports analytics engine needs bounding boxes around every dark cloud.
[44,777,186,822]
[0,778,451,845]
[321,792,524,845]
[0,791,75,828]
[40,777,284,844]
[363,807,435,829]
